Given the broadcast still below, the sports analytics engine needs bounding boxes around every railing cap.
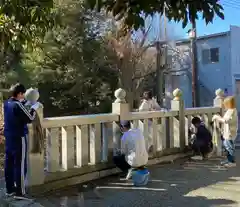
[215,88,224,98]
[172,88,182,101]
[114,88,126,103]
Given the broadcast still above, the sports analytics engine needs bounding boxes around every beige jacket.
[213,109,238,140]
[138,98,161,112]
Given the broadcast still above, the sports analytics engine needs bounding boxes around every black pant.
[113,154,131,172]
[192,140,212,157]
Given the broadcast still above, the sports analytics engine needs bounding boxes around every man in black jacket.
[190,117,213,159]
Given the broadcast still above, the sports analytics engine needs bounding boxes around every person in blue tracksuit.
[4,83,36,199]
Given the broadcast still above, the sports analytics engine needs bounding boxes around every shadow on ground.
[35,151,240,207]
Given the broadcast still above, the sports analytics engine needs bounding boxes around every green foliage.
[0,0,56,88]
[23,2,118,116]
[85,0,224,30]
[0,0,55,52]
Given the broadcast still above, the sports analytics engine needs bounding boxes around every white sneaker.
[14,194,33,201]
[224,162,236,167]
[5,192,15,197]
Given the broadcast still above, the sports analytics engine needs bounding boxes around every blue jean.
[223,139,235,163]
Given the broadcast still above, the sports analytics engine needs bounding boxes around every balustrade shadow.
[35,154,240,206]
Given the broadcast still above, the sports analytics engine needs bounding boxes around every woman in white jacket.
[113,121,148,173]
[138,91,161,152]
[212,96,238,167]
[139,91,161,112]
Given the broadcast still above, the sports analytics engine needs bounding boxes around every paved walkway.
[34,150,240,207]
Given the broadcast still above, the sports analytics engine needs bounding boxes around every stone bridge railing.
[27,88,225,193]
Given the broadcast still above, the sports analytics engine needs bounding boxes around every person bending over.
[190,117,213,159]
[113,121,149,181]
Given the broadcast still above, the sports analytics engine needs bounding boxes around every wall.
[197,33,232,96]
[229,26,240,113]
[165,42,193,108]
[230,26,240,93]
[172,32,232,107]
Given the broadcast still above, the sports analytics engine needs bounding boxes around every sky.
[172,0,240,38]
[140,0,240,42]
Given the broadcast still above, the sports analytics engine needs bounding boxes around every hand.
[31,102,41,111]
[212,115,219,122]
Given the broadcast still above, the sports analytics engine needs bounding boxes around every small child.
[212,96,238,167]
[113,121,149,185]
[190,117,213,159]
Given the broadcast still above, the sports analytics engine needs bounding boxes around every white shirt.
[138,98,161,111]
[121,128,148,167]
[213,109,238,140]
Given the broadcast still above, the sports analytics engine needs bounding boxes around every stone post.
[214,88,225,109]
[112,88,129,118]
[213,88,224,156]
[171,88,185,150]
[27,103,45,187]
[112,88,129,155]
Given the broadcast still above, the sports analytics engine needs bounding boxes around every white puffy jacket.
[121,128,148,167]
[138,98,161,111]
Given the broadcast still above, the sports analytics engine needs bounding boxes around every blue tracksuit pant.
[4,136,27,195]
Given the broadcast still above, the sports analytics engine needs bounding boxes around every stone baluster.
[27,103,45,187]
[214,88,225,109]
[171,88,185,150]
[112,88,129,155]
[213,88,224,156]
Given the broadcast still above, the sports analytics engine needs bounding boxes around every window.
[202,48,219,64]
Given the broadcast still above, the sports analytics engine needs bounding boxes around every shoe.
[5,192,15,197]
[14,194,33,201]
[224,162,236,167]
[220,160,229,166]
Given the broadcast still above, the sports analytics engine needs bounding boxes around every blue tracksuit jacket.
[4,98,36,150]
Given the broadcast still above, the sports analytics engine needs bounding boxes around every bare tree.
[107,23,156,108]
[164,40,214,107]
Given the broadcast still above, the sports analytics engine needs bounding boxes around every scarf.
[24,102,44,154]
[31,111,44,154]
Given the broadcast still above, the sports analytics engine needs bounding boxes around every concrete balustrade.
[26,88,225,193]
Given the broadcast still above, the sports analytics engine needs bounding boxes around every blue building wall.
[196,33,232,96]
[173,32,232,107]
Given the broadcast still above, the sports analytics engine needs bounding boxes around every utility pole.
[156,6,167,106]
[163,6,168,107]
[156,41,164,106]
[190,20,199,107]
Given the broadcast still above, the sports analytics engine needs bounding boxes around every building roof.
[176,31,230,45]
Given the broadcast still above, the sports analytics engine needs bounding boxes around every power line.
[223,3,240,10]
[223,0,240,5]
[221,0,240,10]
